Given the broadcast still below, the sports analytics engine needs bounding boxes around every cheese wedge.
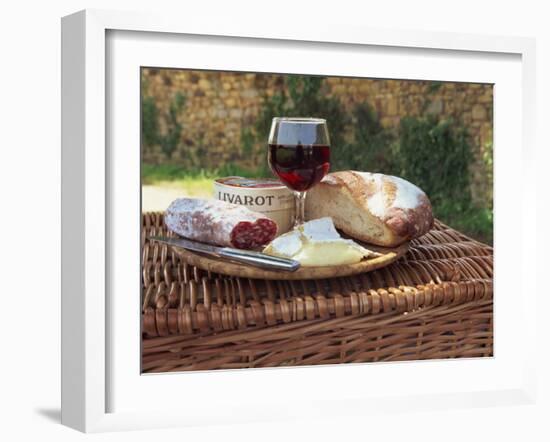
[263,217,379,267]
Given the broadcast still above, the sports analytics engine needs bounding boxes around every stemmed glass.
[267,117,331,228]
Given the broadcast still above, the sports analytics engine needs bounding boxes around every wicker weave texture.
[141,213,493,373]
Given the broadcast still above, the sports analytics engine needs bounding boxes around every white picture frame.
[61,9,538,433]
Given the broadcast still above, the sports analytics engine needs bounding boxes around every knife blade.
[149,236,301,272]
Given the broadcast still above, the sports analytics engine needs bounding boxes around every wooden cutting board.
[170,240,409,280]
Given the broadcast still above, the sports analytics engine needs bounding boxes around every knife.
[149,236,301,272]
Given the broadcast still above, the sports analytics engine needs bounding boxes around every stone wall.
[142,68,493,205]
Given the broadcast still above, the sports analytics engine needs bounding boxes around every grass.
[142,164,493,245]
[436,206,493,245]
[141,163,270,185]
[141,163,272,200]
[146,177,215,198]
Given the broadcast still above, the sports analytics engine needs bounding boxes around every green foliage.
[141,163,269,185]
[240,127,255,157]
[255,88,288,141]
[436,202,493,245]
[159,92,186,159]
[333,103,398,174]
[395,116,492,243]
[482,140,494,208]
[215,162,271,179]
[141,96,159,147]
[427,81,443,94]
[397,116,472,209]
[141,89,186,160]
[142,163,178,182]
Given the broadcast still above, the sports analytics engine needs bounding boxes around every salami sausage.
[165,198,278,250]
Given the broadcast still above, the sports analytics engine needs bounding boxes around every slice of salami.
[165,198,278,250]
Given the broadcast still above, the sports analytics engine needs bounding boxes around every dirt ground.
[142,185,195,212]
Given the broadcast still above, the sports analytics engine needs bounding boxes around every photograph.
[140,67,494,373]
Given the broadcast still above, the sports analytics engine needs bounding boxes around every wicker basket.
[141,212,493,373]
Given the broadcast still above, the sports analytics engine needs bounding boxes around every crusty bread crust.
[305,171,434,246]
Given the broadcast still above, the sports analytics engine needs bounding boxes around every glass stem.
[293,191,307,227]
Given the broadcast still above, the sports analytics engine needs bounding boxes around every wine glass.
[267,117,330,228]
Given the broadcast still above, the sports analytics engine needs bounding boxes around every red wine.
[268,144,330,192]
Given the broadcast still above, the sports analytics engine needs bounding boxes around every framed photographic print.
[139,66,494,373]
[61,9,538,433]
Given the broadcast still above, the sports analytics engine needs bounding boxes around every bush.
[397,116,472,209]
[141,96,159,148]
[396,116,493,244]
[141,89,186,160]
[159,92,186,159]
[436,202,493,244]
[332,103,398,174]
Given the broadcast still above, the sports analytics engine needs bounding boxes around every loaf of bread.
[305,171,433,246]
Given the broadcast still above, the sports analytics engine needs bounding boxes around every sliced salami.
[164,198,278,250]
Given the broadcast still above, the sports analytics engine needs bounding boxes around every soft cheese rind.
[263,217,378,267]
[301,217,341,241]
[265,230,303,257]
